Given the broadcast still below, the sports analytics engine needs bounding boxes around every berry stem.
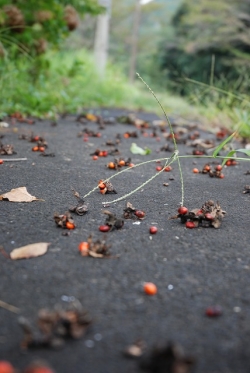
[136,73,185,206]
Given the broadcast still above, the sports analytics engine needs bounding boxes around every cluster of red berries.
[107,158,134,170]
[31,136,47,153]
[193,164,225,178]
[156,164,172,172]
[91,149,108,160]
[176,201,226,229]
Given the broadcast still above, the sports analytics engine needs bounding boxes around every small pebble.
[94,333,103,341]
[168,284,174,290]
[233,306,241,313]
[85,340,95,348]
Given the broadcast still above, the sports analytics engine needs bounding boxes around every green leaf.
[130,143,151,155]
[221,150,236,167]
[212,132,236,158]
[235,148,250,157]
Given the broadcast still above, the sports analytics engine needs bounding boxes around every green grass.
[0,49,194,119]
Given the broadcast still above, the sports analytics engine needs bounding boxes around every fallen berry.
[219,173,225,179]
[92,155,98,160]
[102,150,108,157]
[108,162,115,169]
[119,160,125,167]
[193,168,199,174]
[156,166,162,171]
[39,146,45,152]
[185,221,196,229]
[134,210,145,219]
[149,226,158,234]
[78,242,89,256]
[65,221,75,230]
[143,282,157,295]
[164,166,172,172]
[178,206,188,215]
[215,165,222,171]
[99,225,110,232]
[32,146,39,152]
[0,361,15,373]
[0,159,3,164]
[205,305,222,317]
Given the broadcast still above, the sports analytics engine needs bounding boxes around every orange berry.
[129,163,135,167]
[39,146,45,152]
[144,282,158,296]
[226,160,232,166]
[92,155,98,160]
[123,133,130,138]
[66,221,75,230]
[193,168,199,173]
[32,146,39,152]
[33,135,40,141]
[78,242,89,256]
[156,166,162,171]
[99,151,104,157]
[0,361,15,373]
[98,182,106,190]
[219,173,225,179]
[0,159,3,164]
[119,160,125,166]
[164,166,172,172]
[108,162,115,169]
[99,188,107,194]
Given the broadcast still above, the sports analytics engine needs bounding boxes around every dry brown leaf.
[10,242,50,260]
[0,187,43,202]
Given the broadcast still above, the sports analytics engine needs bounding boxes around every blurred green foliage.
[0,0,102,57]
[158,0,250,95]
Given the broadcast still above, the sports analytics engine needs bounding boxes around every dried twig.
[0,300,20,313]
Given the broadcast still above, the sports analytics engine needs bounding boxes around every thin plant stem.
[102,152,178,205]
[136,73,185,206]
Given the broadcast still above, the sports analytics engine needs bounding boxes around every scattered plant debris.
[54,212,75,229]
[19,301,92,349]
[79,235,112,258]
[124,339,146,358]
[102,210,124,231]
[98,180,117,195]
[0,187,43,202]
[243,185,250,194]
[90,149,108,157]
[107,157,132,170]
[124,131,138,138]
[139,342,195,373]
[69,188,88,215]
[171,200,226,229]
[123,202,146,220]
[10,243,50,260]
[0,142,16,155]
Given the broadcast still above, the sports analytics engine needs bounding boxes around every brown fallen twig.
[0,299,20,313]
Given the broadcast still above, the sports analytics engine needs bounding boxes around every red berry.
[135,210,145,219]
[99,225,110,232]
[83,137,89,142]
[164,166,172,172]
[219,173,225,179]
[205,213,213,220]
[196,209,203,216]
[178,206,188,215]
[205,306,222,317]
[0,361,15,373]
[92,155,98,160]
[149,226,158,234]
[143,282,158,295]
[66,221,75,230]
[102,150,108,157]
[185,221,196,229]
[156,166,162,171]
[226,160,232,166]
[193,168,199,174]
[0,159,3,165]
[216,165,222,171]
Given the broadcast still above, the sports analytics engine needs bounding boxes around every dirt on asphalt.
[1,108,250,373]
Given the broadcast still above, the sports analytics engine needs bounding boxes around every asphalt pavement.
[0,108,250,373]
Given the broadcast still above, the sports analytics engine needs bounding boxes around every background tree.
[0,0,103,57]
[158,0,250,94]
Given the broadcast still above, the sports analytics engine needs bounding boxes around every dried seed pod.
[4,5,25,32]
[64,5,79,31]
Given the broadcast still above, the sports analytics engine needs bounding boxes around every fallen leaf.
[0,187,43,202]
[10,242,50,260]
[130,143,151,155]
